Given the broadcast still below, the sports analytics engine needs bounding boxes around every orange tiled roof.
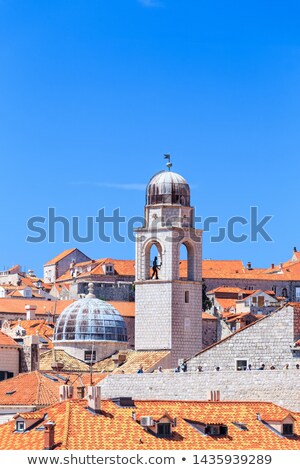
[0,399,299,450]
[0,371,106,407]
[0,331,20,347]
[86,258,136,277]
[208,286,245,295]
[44,248,78,266]
[0,299,73,315]
[16,412,45,420]
[8,319,55,348]
[109,301,135,317]
[215,298,236,311]
[202,312,217,320]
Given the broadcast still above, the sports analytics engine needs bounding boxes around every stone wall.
[20,336,40,373]
[0,346,19,377]
[71,282,135,301]
[100,370,300,412]
[56,250,90,279]
[202,318,218,349]
[188,305,300,371]
[135,280,202,367]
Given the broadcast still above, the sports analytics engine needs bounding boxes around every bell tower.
[135,157,202,367]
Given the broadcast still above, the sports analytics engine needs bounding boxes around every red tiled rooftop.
[44,248,78,266]
[0,331,20,347]
[0,399,299,450]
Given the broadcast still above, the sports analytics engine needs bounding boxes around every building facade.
[135,166,203,367]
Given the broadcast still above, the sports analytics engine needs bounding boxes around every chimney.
[44,421,56,450]
[208,390,220,401]
[294,246,297,252]
[21,335,40,372]
[76,386,85,399]
[246,262,252,270]
[280,263,283,270]
[25,304,37,320]
[271,263,275,269]
[87,386,101,413]
[59,385,74,402]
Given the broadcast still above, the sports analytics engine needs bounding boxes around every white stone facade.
[135,171,203,367]
[55,340,127,363]
[188,304,300,371]
[100,370,300,412]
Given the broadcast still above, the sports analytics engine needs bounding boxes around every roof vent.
[87,386,101,414]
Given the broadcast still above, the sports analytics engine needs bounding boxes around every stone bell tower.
[135,157,202,367]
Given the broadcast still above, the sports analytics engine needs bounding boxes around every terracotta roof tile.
[0,299,73,315]
[0,400,299,450]
[0,371,106,407]
[0,331,20,347]
[109,301,135,317]
[44,248,78,266]
[202,312,217,320]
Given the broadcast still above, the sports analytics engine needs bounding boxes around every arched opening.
[144,240,163,280]
[282,288,288,298]
[179,241,195,281]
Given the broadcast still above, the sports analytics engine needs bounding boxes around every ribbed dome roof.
[54,297,127,343]
[146,170,190,206]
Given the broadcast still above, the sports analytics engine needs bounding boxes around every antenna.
[90,341,95,386]
[164,154,172,171]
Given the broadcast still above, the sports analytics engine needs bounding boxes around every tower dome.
[53,287,128,363]
[54,297,127,343]
[146,170,190,207]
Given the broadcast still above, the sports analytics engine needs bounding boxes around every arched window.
[179,241,195,281]
[282,288,288,298]
[144,240,163,280]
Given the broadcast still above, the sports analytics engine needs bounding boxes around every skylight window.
[232,421,248,431]
[42,374,59,382]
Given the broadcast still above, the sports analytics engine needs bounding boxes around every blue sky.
[0,0,300,276]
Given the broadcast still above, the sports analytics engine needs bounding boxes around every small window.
[16,421,25,432]
[157,423,171,437]
[282,423,293,436]
[105,265,114,275]
[84,350,96,362]
[185,291,189,303]
[282,288,288,298]
[236,359,248,371]
[205,425,227,436]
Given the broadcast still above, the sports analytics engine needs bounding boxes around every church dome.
[146,170,190,206]
[54,297,127,343]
